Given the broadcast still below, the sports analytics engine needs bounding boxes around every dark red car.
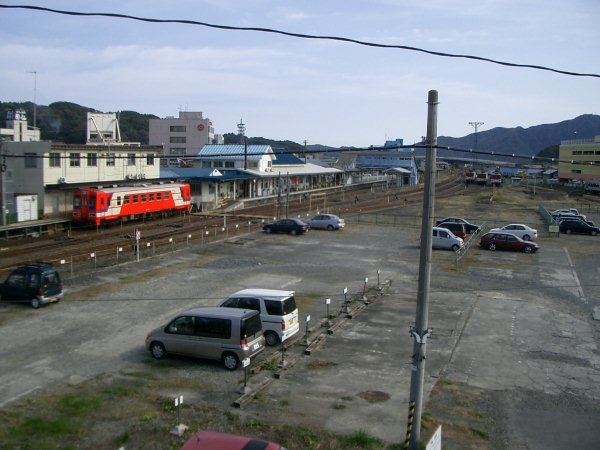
[479,232,539,253]
[437,221,467,238]
[181,431,285,450]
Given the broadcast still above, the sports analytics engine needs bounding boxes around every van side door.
[195,316,232,360]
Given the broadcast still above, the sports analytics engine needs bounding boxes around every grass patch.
[57,393,102,415]
[341,430,383,449]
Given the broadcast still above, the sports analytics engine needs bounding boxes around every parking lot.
[1,188,599,449]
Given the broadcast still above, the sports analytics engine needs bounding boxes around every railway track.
[0,174,482,278]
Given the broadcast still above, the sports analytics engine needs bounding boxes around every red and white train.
[73,183,191,226]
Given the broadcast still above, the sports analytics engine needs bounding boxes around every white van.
[432,226,463,251]
[219,289,300,346]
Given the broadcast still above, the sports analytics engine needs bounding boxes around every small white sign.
[136,230,141,241]
[60,259,66,265]
[90,252,95,258]
[326,298,331,305]
[426,425,442,450]
[306,315,311,322]
[343,287,348,294]
[174,395,183,407]
[242,358,250,368]
[364,277,369,283]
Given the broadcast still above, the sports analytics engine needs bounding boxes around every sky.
[1,0,599,148]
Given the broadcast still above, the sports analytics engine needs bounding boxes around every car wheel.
[150,342,166,359]
[327,225,334,231]
[488,243,497,251]
[222,352,239,370]
[265,227,272,234]
[523,234,530,241]
[591,230,598,236]
[290,229,298,236]
[566,229,572,234]
[524,246,533,253]
[31,298,40,309]
[265,331,280,346]
[451,244,460,251]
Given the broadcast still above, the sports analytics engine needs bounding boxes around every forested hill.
[2,101,598,158]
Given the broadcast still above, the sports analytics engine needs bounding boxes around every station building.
[558,135,600,181]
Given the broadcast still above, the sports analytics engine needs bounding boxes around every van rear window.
[265,296,297,315]
[241,312,262,338]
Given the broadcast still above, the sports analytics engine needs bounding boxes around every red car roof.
[180,431,283,450]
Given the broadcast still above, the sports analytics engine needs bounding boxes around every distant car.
[435,217,481,234]
[180,431,285,450]
[437,222,467,239]
[489,224,538,241]
[305,213,345,231]
[263,218,309,235]
[559,219,599,235]
[479,232,539,253]
[0,262,63,309]
[551,211,587,221]
[432,226,463,251]
[551,208,580,216]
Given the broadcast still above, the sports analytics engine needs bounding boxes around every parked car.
[437,222,467,238]
[435,217,481,234]
[219,289,299,346]
[180,431,285,450]
[263,218,309,235]
[0,262,63,309]
[551,208,580,216]
[551,211,587,221]
[305,213,345,230]
[432,226,463,251]
[559,219,599,235]
[489,223,538,241]
[479,231,539,253]
[145,307,265,370]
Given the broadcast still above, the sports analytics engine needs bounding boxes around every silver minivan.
[219,289,300,346]
[145,307,265,370]
[432,226,464,251]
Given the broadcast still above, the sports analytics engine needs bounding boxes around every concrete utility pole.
[469,121,484,163]
[406,90,438,450]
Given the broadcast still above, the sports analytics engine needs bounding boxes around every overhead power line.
[1,4,599,79]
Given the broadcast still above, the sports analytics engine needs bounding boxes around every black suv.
[0,263,63,309]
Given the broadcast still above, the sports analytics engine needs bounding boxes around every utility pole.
[468,121,483,163]
[27,71,37,130]
[406,90,438,450]
[303,139,308,163]
[0,143,6,226]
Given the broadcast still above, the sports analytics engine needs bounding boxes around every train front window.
[73,196,81,209]
[89,197,96,209]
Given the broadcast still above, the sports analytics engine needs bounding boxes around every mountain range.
[1,101,599,159]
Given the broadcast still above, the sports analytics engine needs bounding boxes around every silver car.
[145,307,265,370]
[305,213,345,230]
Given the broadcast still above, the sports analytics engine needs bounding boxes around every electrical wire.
[0,4,599,78]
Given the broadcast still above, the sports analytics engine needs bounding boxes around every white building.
[0,109,40,142]
[149,111,221,164]
[1,141,162,219]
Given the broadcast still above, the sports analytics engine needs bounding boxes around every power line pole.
[27,71,37,130]
[468,121,484,163]
[406,90,438,450]
[303,139,308,163]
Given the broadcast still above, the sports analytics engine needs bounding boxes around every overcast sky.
[1,0,599,147]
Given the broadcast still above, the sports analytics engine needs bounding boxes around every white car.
[305,214,345,230]
[490,223,537,241]
[432,226,463,251]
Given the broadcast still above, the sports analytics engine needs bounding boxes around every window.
[127,153,136,166]
[169,148,186,155]
[170,125,186,132]
[69,153,81,167]
[170,136,186,144]
[87,153,97,167]
[124,196,130,204]
[571,169,582,174]
[7,272,26,288]
[156,192,162,201]
[168,316,196,335]
[202,161,211,168]
[49,153,61,168]
[196,317,231,339]
[225,161,234,168]
[237,297,261,311]
[106,153,116,167]
[146,154,154,166]
[164,191,170,200]
[572,151,582,155]
[213,161,223,168]
[116,196,121,206]
[141,194,147,202]
[132,195,138,203]
[24,153,37,168]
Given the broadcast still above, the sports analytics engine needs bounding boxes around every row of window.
[24,153,155,168]
[120,191,170,205]
[572,150,600,155]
